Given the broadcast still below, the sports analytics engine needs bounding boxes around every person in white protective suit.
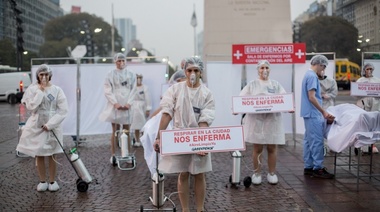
[318,70,338,109]
[99,53,137,165]
[130,74,152,147]
[317,67,338,155]
[238,60,290,185]
[140,70,187,176]
[153,57,215,212]
[355,63,380,153]
[16,64,68,192]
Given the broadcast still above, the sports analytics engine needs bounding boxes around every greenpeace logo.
[255,108,271,112]
[191,147,214,151]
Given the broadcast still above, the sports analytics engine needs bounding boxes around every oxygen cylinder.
[232,150,242,184]
[151,172,165,207]
[70,148,92,183]
[120,130,129,158]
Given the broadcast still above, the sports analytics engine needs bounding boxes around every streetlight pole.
[193,25,197,56]
[111,3,115,56]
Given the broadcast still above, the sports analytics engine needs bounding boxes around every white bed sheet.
[326,104,380,153]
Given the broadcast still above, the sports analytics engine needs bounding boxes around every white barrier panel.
[206,62,242,127]
[32,63,167,135]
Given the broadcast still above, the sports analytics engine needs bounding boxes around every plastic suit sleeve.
[160,86,175,119]
[103,77,118,105]
[126,74,137,106]
[239,83,252,96]
[329,81,338,99]
[144,85,152,111]
[22,84,44,113]
[45,87,69,130]
[198,92,215,127]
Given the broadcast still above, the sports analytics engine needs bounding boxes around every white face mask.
[190,73,196,86]
[263,70,268,79]
[41,75,47,85]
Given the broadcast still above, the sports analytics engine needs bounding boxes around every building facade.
[295,0,380,53]
[350,0,379,52]
[1,0,63,53]
[114,18,136,52]
[203,0,292,62]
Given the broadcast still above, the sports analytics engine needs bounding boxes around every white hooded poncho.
[16,83,68,157]
[99,68,137,124]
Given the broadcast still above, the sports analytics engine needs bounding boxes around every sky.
[59,0,315,67]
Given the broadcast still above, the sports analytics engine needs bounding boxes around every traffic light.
[9,0,24,71]
[292,22,301,43]
[81,20,94,57]
[15,7,24,53]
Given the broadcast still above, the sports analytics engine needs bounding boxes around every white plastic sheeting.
[206,62,242,127]
[30,59,336,136]
[31,63,167,135]
[326,103,380,153]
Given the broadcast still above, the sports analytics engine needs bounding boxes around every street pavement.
[2,94,380,211]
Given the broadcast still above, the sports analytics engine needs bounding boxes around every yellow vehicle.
[335,58,361,90]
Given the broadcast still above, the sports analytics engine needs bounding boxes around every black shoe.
[354,148,359,156]
[110,156,117,167]
[304,168,313,176]
[313,167,334,179]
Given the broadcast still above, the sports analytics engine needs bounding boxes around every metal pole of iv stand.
[75,58,81,148]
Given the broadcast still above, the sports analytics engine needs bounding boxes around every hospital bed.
[325,104,380,191]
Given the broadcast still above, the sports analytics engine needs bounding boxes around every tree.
[0,38,39,71]
[22,51,38,71]
[40,13,122,60]
[39,38,76,64]
[300,16,361,64]
[0,38,16,66]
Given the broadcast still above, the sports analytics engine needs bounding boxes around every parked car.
[0,72,32,104]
